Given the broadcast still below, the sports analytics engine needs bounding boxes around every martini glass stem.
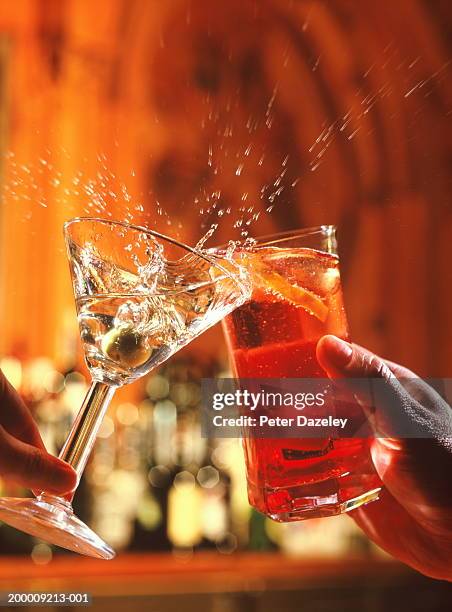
[37,381,116,506]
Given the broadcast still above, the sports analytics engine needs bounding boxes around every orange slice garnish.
[245,254,329,322]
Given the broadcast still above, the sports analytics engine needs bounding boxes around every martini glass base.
[0,494,115,560]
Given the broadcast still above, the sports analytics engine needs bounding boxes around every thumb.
[316,335,393,381]
[316,335,430,440]
[0,425,77,495]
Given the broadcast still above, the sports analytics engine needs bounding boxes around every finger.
[350,487,452,581]
[0,369,45,449]
[350,486,421,554]
[370,437,452,510]
[0,424,77,494]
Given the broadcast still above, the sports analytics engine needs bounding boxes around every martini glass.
[0,217,250,559]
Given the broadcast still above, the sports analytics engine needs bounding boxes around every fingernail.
[324,336,353,367]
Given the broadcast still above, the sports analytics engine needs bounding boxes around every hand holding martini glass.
[0,218,250,559]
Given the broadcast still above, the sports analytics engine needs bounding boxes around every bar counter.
[1,552,451,612]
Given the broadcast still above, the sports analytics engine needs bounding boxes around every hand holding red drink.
[317,335,452,582]
[222,226,452,582]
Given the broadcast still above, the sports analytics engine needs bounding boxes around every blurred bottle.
[197,438,234,552]
[129,396,177,551]
[248,508,277,552]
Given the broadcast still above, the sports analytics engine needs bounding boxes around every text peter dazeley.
[212,414,348,429]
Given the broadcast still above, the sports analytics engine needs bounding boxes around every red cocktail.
[222,227,381,521]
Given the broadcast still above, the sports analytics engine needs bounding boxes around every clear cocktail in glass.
[0,217,250,558]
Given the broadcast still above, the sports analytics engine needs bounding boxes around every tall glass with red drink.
[222,226,381,521]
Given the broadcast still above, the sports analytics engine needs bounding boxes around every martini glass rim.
[64,216,247,292]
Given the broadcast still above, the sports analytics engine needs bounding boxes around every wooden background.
[0,0,450,377]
